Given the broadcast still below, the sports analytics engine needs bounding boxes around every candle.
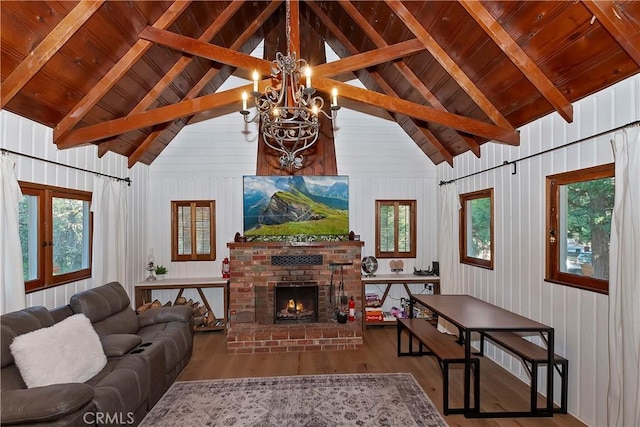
[331,88,338,107]
[241,91,248,111]
[305,66,311,88]
[312,105,318,115]
[252,70,259,92]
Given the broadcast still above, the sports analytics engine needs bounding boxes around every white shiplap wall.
[437,74,639,427]
[0,111,149,311]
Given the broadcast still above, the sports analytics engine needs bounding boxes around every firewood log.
[163,301,172,307]
[175,296,187,305]
[136,302,153,313]
[151,299,162,308]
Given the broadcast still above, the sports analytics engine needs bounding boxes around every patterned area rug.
[140,373,448,427]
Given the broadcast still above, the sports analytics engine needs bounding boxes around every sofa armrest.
[0,383,94,424]
[101,334,142,357]
[137,305,193,326]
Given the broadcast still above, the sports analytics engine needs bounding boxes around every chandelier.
[240,1,340,170]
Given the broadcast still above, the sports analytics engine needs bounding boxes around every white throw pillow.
[10,313,107,388]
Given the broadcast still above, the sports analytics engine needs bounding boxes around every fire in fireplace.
[274,282,318,323]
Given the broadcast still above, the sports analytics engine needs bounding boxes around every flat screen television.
[243,175,349,237]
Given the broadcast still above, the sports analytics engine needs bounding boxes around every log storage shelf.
[134,277,228,332]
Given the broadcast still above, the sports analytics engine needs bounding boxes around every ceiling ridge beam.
[315,77,519,146]
[53,1,191,146]
[337,0,479,158]
[126,1,283,167]
[582,0,640,67]
[385,0,513,130]
[98,0,247,158]
[1,0,105,109]
[459,0,573,123]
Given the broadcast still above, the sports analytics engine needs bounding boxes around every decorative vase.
[156,274,165,281]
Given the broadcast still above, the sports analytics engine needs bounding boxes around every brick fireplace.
[226,241,364,353]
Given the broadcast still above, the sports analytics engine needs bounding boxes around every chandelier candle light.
[240,1,340,169]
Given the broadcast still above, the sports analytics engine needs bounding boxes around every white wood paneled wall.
[437,74,639,427]
[0,111,149,311]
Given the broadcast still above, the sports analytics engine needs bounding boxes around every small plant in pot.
[154,265,168,280]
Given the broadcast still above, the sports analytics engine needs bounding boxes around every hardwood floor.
[177,327,586,427]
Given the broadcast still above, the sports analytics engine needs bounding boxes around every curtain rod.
[1,148,132,186]
[439,120,640,186]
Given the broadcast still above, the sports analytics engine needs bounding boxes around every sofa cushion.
[0,383,94,424]
[100,334,142,357]
[10,314,107,388]
[1,306,54,368]
[69,282,139,335]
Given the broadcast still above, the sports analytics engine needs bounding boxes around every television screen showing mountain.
[243,176,349,236]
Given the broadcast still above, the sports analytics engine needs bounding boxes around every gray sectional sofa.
[1,281,194,426]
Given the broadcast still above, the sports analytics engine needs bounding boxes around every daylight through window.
[546,164,613,293]
[460,188,494,269]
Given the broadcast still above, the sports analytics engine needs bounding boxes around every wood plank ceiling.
[1,1,639,168]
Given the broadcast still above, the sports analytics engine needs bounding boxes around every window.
[545,164,613,294]
[171,200,216,261]
[19,182,92,292]
[460,188,494,269]
[375,200,416,258]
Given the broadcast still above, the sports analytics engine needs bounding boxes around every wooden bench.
[397,318,480,415]
[481,331,568,414]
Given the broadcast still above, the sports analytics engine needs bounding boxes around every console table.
[134,277,228,332]
[362,274,440,328]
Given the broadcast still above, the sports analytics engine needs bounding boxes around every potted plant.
[154,265,168,280]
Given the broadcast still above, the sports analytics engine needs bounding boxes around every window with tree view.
[546,164,613,293]
[460,188,494,269]
[375,200,416,258]
[19,183,92,292]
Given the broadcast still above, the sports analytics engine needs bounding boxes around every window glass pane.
[52,197,90,275]
[195,206,211,255]
[177,205,192,255]
[398,204,411,252]
[467,197,491,261]
[19,194,39,281]
[559,176,613,280]
[379,204,394,252]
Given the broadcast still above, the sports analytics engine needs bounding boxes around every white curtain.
[91,177,127,286]
[437,182,462,334]
[607,127,640,427]
[1,154,26,313]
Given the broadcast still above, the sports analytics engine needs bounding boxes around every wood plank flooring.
[177,327,585,427]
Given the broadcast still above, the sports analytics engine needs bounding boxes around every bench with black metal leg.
[397,317,480,415]
[481,331,568,414]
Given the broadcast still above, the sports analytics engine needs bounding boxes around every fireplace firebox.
[274,282,318,323]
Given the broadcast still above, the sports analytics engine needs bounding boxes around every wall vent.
[271,255,323,266]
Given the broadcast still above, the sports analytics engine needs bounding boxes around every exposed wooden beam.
[98,0,247,158]
[315,77,519,145]
[139,26,273,74]
[372,71,454,166]
[459,0,573,123]
[56,84,257,149]
[308,0,454,164]
[313,39,425,76]
[127,1,283,167]
[53,1,191,145]
[140,26,424,81]
[385,0,513,130]
[1,1,105,108]
[337,0,479,158]
[583,0,640,67]
[289,0,300,55]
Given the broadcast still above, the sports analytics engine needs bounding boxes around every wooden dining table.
[410,294,555,418]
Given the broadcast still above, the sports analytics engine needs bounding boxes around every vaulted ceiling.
[2,1,639,168]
